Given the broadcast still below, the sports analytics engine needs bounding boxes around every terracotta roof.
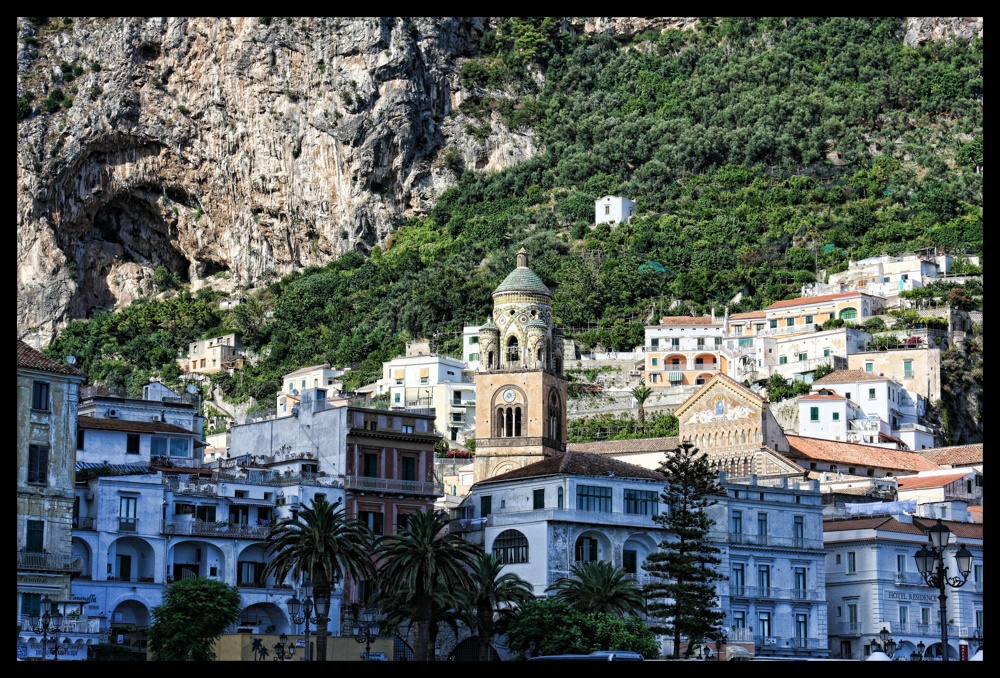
[567,437,679,456]
[896,471,973,490]
[813,370,889,385]
[284,363,332,377]
[656,316,717,326]
[969,506,983,523]
[784,435,941,472]
[799,393,846,401]
[17,340,86,376]
[477,451,665,486]
[823,516,927,536]
[78,415,200,437]
[766,291,878,310]
[917,444,983,466]
[912,517,983,540]
[728,311,766,319]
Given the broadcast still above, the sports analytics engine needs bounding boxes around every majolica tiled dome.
[493,247,552,297]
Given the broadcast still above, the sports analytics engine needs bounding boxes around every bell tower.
[474,247,567,482]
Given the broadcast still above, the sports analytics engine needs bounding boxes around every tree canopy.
[147,577,242,661]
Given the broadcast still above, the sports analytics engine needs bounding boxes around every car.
[528,650,644,662]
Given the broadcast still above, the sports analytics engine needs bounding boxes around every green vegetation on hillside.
[43,18,982,412]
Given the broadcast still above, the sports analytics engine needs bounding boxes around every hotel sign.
[885,590,937,603]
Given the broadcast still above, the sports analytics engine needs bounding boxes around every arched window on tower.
[557,486,564,509]
[506,336,519,364]
[496,407,504,437]
[548,391,561,441]
[514,407,522,436]
[487,351,495,369]
[505,407,513,437]
[536,347,544,368]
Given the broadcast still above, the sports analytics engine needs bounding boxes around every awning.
[668,372,684,381]
[76,461,151,474]
[394,369,404,379]
[419,368,429,378]
[226,497,275,507]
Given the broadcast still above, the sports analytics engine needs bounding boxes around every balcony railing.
[722,532,824,550]
[118,518,138,532]
[343,475,443,497]
[17,551,84,574]
[833,621,862,636]
[19,616,106,635]
[894,572,924,585]
[162,520,269,539]
[74,516,96,530]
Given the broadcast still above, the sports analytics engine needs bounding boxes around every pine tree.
[642,441,726,658]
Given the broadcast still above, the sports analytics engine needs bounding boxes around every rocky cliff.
[16,17,982,349]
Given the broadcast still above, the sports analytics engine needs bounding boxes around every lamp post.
[874,626,897,659]
[273,633,295,661]
[29,597,63,661]
[351,608,381,661]
[286,581,330,662]
[910,640,926,662]
[913,519,973,663]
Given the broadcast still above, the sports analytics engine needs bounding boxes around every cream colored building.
[848,347,942,403]
[642,313,728,388]
[179,333,244,374]
[383,350,475,448]
[17,341,87,644]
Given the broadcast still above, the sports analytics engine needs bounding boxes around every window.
[27,445,49,484]
[731,563,745,595]
[904,360,913,378]
[865,362,874,373]
[20,593,42,619]
[868,388,877,400]
[605,204,610,215]
[576,485,612,512]
[401,424,414,434]
[794,567,807,597]
[575,536,598,562]
[973,563,983,583]
[623,549,638,574]
[779,356,788,365]
[848,603,858,629]
[362,453,379,478]
[731,510,743,539]
[31,381,50,411]
[453,392,463,405]
[758,611,772,637]
[810,407,819,422]
[394,393,401,403]
[127,434,140,454]
[769,319,778,329]
[557,487,563,509]
[756,323,765,332]
[533,488,545,510]
[735,325,744,336]
[798,352,808,362]
[845,392,852,401]
[786,318,795,327]
[624,489,659,516]
[493,529,529,564]
[805,315,814,324]
[450,427,458,441]
[301,463,318,475]
[899,606,909,624]
[77,428,84,450]
[26,520,44,552]
[469,336,479,345]
[832,412,840,421]
[151,436,190,458]
[400,456,416,482]
[480,495,492,518]
[739,337,753,347]
[793,515,804,546]
[420,376,429,385]
[732,610,746,628]
[359,510,384,536]
[823,348,831,357]
[671,338,679,348]
[757,564,771,595]
[840,307,858,320]
[757,513,768,543]
[651,357,659,367]
[715,337,723,347]
[650,338,659,348]
[921,608,931,625]
[795,613,808,640]
[697,338,705,348]
[897,554,907,573]
[239,561,265,587]
[119,496,138,532]
[847,551,857,573]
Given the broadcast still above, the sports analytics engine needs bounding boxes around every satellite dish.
[292,389,299,396]
[187,384,199,394]
[66,355,77,365]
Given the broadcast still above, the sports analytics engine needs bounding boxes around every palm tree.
[263,496,375,661]
[375,509,479,661]
[631,379,653,426]
[546,560,646,617]
[464,553,535,661]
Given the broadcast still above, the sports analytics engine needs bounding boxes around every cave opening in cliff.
[90,193,189,276]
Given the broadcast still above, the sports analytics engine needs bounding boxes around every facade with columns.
[474,247,567,482]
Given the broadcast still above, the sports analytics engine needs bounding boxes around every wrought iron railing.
[343,475,443,496]
[17,551,84,574]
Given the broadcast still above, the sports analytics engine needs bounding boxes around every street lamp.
[351,608,381,661]
[913,519,973,663]
[273,633,295,661]
[910,640,926,662]
[29,597,63,661]
[286,580,330,662]
[875,627,897,658]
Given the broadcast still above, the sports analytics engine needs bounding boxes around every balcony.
[73,516,96,530]
[722,532,823,550]
[17,551,84,575]
[894,572,923,585]
[19,615,106,635]
[162,520,269,539]
[344,475,443,497]
[118,517,138,532]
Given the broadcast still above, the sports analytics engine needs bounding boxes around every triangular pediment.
[674,374,765,432]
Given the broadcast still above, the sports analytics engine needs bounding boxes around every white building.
[642,313,727,388]
[276,364,351,417]
[594,195,636,226]
[823,511,983,660]
[463,325,483,371]
[79,384,204,438]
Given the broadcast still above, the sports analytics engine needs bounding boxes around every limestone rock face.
[17,17,514,347]
[904,17,983,47]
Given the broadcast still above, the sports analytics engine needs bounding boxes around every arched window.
[506,336,519,364]
[487,351,494,369]
[505,407,513,437]
[496,408,504,438]
[536,347,544,366]
[839,307,858,320]
[514,407,522,436]
[492,529,529,564]
[548,391,561,440]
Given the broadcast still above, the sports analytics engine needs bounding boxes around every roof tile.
[17,340,86,376]
[785,435,941,472]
